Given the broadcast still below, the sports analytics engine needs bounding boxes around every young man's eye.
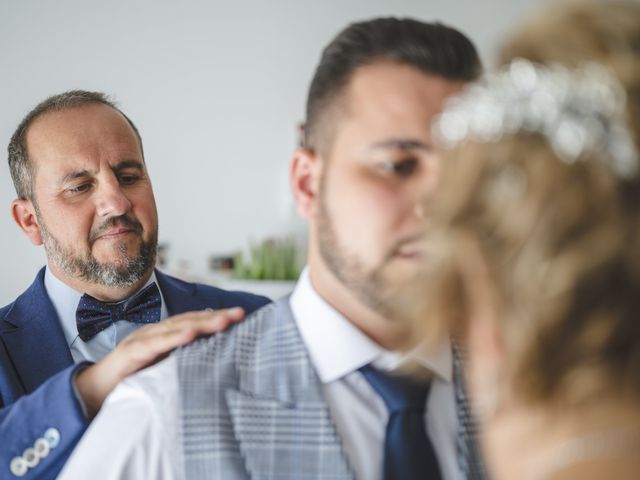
[381,158,418,177]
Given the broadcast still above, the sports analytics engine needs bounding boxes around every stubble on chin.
[317,197,394,315]
[41,222,157,288]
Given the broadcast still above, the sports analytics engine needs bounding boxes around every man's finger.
[166,310,243,333]
[120,308,245,358]
[162,306,245,328]
[128,307,245,339]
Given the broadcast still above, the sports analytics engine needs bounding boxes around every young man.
[0,92,269,479]
[61,18,485,480]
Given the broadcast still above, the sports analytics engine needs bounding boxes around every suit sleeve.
[0,364,90,479]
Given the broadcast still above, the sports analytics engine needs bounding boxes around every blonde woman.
[402,3,640,479]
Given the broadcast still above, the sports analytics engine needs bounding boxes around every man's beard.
[316,185,394,316]
[36,206,157,289]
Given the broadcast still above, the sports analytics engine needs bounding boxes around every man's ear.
[12,198,43,246]
[290,148,323,219]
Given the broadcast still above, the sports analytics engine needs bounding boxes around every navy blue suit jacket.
[0,268,269,479]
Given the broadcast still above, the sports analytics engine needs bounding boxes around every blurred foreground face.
[315,60,464,312]
[423,55,640,478]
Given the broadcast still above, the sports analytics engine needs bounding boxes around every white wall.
[0,0,540,305]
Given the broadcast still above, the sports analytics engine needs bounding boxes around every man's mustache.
[89,215,143,243]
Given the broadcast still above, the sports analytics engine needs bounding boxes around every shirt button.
[22,448,39,468]
[34,438,50,459]
[10,456,28,477]
[43,428,61,449]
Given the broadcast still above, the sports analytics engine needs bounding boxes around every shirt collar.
[44,266,164,348]
[290,267,451,384]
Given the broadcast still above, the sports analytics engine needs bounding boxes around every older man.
[62,18,486,480]
[0,91,269,479]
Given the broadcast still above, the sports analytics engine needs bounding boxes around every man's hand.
[74,307,245,418]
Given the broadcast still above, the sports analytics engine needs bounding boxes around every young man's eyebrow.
[367,139,432,152]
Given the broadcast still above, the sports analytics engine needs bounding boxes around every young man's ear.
[290,148,323,219]
[12,198,43,246]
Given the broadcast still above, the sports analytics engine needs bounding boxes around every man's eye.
[119,174,140,185]
[67,183,91,194]
[381,158,418,177]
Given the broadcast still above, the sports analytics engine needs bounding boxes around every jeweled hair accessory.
[434,59,638,179]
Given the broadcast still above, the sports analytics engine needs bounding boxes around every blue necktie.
[76,282,162,341]
[360,364,443,480]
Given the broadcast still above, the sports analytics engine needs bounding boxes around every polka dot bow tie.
[76,282,161,342]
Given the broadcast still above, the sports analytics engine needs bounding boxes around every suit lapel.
[155,269,212,315]
[226,299,353,480]
[452,343,488,480]
[0,269,218,397]
[0,268,73,394]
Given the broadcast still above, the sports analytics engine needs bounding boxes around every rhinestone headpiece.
[434,59,638,179]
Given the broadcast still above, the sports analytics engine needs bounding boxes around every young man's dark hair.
[304,17,482,155]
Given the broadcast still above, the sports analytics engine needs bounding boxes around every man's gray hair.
[7,90,144,200]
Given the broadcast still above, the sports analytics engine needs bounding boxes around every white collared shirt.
[291,269,461,480]
[44,266,169,363]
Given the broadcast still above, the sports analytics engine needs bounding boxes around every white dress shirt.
[290,269,461,480]
[60,269,460,480]
[44,266,169,363]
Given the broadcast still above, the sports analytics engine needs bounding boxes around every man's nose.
[95,181,132,218]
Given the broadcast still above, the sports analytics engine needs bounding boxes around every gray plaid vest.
[175,298,486,480]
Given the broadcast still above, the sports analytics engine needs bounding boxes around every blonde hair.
[421,134,640,408]
[410,1,640,409]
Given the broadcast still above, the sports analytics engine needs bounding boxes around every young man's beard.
[316,183,393,317]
